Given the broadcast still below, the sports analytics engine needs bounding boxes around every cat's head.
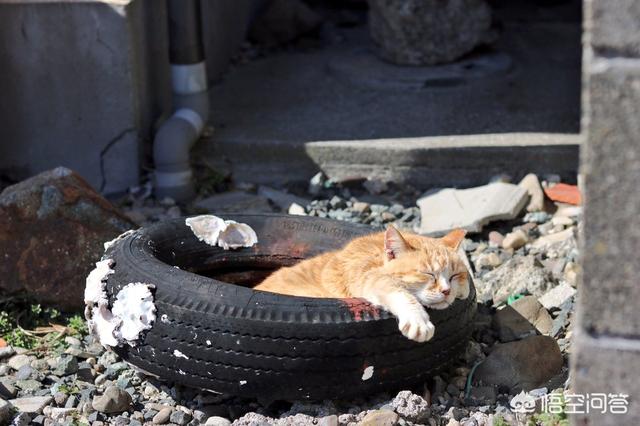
[382,225,470,309]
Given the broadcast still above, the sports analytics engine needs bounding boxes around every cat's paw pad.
[397,309,435,342]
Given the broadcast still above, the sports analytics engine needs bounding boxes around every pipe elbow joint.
[153,109,204,201]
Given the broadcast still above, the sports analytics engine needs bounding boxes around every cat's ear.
[384,225,409,261]
[440,228,466,250]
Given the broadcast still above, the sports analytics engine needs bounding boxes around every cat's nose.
[442,289,450,296]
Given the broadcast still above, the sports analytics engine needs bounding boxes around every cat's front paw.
[397,308,435,342]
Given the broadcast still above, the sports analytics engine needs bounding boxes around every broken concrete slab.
[194,191,274,214]
[417,183,529,235]
[0,167,135,310]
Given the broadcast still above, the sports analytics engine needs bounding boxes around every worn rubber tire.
[104,214,476,401]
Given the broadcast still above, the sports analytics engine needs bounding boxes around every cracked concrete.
[99,128,137,193]
[0,0,170,194]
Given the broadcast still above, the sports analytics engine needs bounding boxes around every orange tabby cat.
[254,225,470,342]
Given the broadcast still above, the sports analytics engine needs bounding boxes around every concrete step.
[194,132,581,188]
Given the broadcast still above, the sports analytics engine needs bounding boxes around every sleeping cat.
[254,225,470,342]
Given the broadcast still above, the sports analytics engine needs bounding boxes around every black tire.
[104,214,476,401]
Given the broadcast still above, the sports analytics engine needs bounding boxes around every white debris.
[84,259,114,305]
[185,215,258,250]
[103,229,137,251]
[173,349,189,359]
[206,340,212,346]
[111,283,157,345]
[218,221,258,250]
[240,380,247,386]
[186,215,227,246]
[538,282,577,310]
[88,304,120,347]
[362,366,374,381]
[161,314,170,323]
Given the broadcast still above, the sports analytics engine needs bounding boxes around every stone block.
[572,334,640,425]
[0,0,170,194]
[587,0,640,57]
[580,58,640,337]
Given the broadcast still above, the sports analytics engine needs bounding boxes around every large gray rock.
[0,167,135,310]
[476,256,552,304]
[368,0,493,65]
[91,386,132,414]
[417,183,528,235]
[474,335,563,392]
[493,296,553,342]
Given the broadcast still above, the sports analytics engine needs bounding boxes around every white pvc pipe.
[154,61,209,202]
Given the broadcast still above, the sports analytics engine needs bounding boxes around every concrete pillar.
[572,0,640,424]
[0,0,170,194]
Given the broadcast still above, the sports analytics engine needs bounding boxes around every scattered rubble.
[0,172,578,425]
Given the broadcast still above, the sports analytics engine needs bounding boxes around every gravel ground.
[1,175,577,425]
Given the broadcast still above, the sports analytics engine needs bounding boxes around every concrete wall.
[0,0,254,194]
[571,0,640,424]
[0,0,171,194]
